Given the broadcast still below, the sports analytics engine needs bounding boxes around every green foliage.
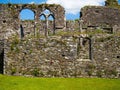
[75,19,79,21]
[10,44,14,51]
[12,35,20,45]
[29,49,33,54]
[56,31,81,36]
[96,70,103,78]
[87,70,93,76]
[86,64,96,76]
[11,68,16,75]
[0,74,120,90]
[47,70,57,76]
[87,29,104,37]
[35,33,46,39]
[21,20,34,22]
[10,35,20,53]
[31,4,36,9]
[55,39,67,46]
[32,68,39,77]
[14,47,20,53]
[104,68,118,77]
[105,0,118,6]
[87,64,96,69]
[39,71,44,77]
[95,35,114,42]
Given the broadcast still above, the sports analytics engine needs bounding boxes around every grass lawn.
[0,74,120,90]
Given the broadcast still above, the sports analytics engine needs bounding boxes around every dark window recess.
[95,10,99,13]
[20,24,24,38]
[0,50,4,74]
[80,12,82,18]
[117,56,120,59]
[3,20,6,23]
[62,54,65,57]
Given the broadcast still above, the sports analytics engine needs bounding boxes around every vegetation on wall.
[105,0,119,6]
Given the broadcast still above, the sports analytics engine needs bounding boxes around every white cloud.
[46,0,105,14]
[29,1,35,4]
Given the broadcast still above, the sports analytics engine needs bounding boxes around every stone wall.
[20,20,56,37]
[66,20,80,31]
[81,6,120,27]
[0,4,65,37]
[0,2,120,78]
[3,32,120,78]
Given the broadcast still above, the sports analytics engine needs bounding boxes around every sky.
[0,0,120,20]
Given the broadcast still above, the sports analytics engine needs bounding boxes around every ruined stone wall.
[0,4,65,36]
[66,20,79,31]
[20,21,35,36]
[0,3,120,78]
[20,20,55,36]
[81,6,120,27]
[0,4,12,39]
[3,32,120,78]
[20,20,80,37]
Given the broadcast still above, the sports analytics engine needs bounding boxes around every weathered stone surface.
[3,32,120,78]
[0,1,120,78]
[81,6,120,27]
[0,4,65,33]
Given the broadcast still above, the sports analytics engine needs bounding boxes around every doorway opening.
[0,49,4,74]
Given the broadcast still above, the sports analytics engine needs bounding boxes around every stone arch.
[84,37,92,60]
[39,8,55,36]
[42,9,51,15]
[40,14,46,20]
[77,37,92,60]
[19,8,35,37]
[48,14,55,34]
[19,4,36,14]
[19,8,35,20]
[39,14,46,35]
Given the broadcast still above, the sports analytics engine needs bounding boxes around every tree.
[105,0,118,6]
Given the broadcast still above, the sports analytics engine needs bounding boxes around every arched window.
[39,9,55,36]
[77,37,92,60]
[48,15,54,21]
[48,15,55,34]
[39,14,46,34]
[43,9,51,15]
[20,9,35,20]
[40,14,46,21]
[19,9,35,38]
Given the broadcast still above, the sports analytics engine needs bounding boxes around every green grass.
[0,74,120,90]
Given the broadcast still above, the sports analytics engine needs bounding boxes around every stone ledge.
[76,59,91,62]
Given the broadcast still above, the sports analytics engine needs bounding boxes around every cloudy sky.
[0,0,120,20]
[46,0,106,19]
[47,0,105,14]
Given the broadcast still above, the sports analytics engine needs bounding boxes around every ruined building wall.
[0,4,12,39]
[4,33,120,78]
[66,20,79,31]
[0,4,65,37]
[0,2,120,78]
[81,6,120,27]
[21,20,55,36]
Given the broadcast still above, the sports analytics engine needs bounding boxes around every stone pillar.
[79,19,83,33]
[113,25,120,34]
